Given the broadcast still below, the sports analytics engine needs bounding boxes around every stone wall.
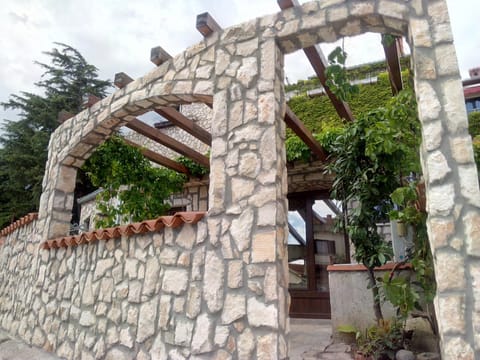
[328,263,407,334]
[2,1,478,359]
[1,215,261,359]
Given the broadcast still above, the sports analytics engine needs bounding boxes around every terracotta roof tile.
[41,212,206,250]
[0,213,38,237]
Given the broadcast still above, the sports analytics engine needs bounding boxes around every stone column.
[409,1,480,358]
[206,26,290,359]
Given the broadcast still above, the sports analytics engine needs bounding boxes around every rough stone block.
[247,297,278,329]
[203,251,225,313]
[162,269,189,295]
[251,231,276,263]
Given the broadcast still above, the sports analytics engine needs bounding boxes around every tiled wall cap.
[0,213,38,236]
[41,212,206,250]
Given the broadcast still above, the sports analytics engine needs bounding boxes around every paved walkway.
[0,329,60,360]
[0,319,350,359]
[289,318,353,359]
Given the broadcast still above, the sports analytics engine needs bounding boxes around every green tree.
[468,112,480,174]
[328,90,421,322]
[82,136,186,227]
[0,43,111,228]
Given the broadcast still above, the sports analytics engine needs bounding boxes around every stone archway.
[38,1,480,358]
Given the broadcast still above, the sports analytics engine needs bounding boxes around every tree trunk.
[366,266,383,322]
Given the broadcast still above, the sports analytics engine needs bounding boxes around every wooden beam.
[382,35,403,95]
[150,46,172,66]
[123,139,189,174]
[155,107,212,145]
[126,118,210,168]
[284,106,327,162]
[113,72,212,145]
[278,0,354,122]
[114,72,134,89]
[58,110,74,124]
[196,12,222,37]
[82,94,101,108]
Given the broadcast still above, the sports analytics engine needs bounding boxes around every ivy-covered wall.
[287,70,410,136]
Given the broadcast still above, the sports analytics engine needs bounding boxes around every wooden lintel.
[151,46,172,66]
[196,12,222,37]
[126,118,210,168]
[82,94,101,108]
[155,107,212,146]
[284,106,327,162]
[123,139,189,174]
[114,72,134,89]
[58,110,74,124]
[278,0,354,122]
[382,35,403,95]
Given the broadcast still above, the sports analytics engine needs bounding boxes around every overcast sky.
[0,0,478,126]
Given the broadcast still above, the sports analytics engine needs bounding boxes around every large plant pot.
[396,221,407,237]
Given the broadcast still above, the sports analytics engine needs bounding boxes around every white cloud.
[0,0,477,126]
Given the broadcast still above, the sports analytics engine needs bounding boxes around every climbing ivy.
[82,136,186,228]
[176,155,209,178]
[287,70,409,139]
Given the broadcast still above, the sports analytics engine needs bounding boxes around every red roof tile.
[41,212,206,250]
[0,213,38,237]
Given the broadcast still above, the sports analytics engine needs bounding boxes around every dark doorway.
[287,192,346,318]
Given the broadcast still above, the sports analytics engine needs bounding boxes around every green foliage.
[325,47,359,103]
[83,137,186,228]
[287,69,409,139]
[386,183,436,316]
[328,89,420,268]
[327,83,420,323]
[380,272,420,319]
[285,136,312,162]
[473,136,480,172]
[285,56,410,93]
[0,43,111,228]
[285,126,345,162]
[469,111,480,137]
[176,156,209,178]
[339,320,404,359]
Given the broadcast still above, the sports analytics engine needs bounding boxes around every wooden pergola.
[62,0,404,177]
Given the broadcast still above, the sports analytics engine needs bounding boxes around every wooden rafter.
[114,72,212,145]
[382,35,403,95]
[125,119,210,168]
[196,12,222,37]
[150,46,172,66]
[58,110,74,124]
[155,107,212,145]
[284,107,327,162]
[123,139,189,174]
[82,85,209,169]
[278,0,354,122]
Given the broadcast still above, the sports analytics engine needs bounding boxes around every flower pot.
[396,221,407,237]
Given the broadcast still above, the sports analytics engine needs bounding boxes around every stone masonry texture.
[0,1,479,359]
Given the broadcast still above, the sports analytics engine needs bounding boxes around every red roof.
[464,85,480,98]
[0,213,38,236]
[41,212,206,250]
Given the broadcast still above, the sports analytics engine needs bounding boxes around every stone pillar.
[38,163,77,240]
[409,1,480,358]
[206,29,289,358]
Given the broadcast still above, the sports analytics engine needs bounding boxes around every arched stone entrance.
[38,1,480,358]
